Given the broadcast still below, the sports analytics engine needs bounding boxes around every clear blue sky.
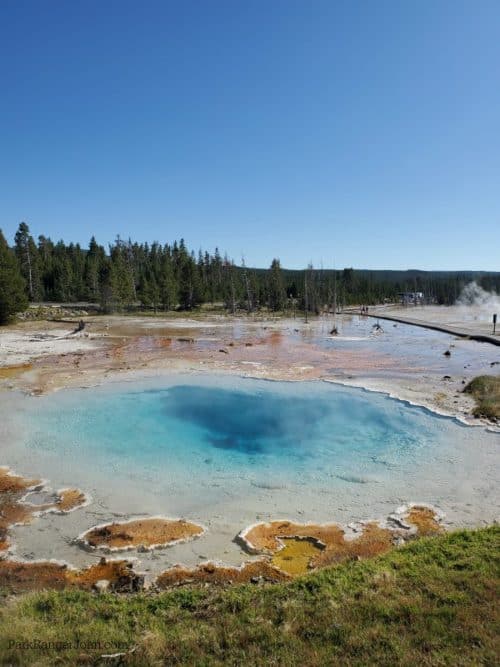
[1,0,499,270]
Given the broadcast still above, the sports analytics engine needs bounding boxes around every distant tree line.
[0,222,499,324]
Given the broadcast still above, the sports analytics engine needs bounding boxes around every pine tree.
[14,222,41,300]
[109,245,135,309]
[84,236,105,302]
[52,241,74,301]
[178,253,201,309]
[268,258,286,311]
[0,230,28,324]
[222,255,239,313]
[37,235,54,299]
[159,249,178,311]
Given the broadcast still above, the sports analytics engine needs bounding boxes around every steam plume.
[456,281,500,321]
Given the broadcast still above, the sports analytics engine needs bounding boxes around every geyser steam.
[456,282,500,320]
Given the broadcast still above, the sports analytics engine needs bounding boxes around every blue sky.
[1,0,499,270]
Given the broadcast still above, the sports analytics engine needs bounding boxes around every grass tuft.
[0,526,499,665]
[464,374,500,419]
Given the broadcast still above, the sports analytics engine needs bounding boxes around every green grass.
[0,527,499,666]
[464,375,500,420]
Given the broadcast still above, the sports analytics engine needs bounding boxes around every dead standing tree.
[241,256,253,314]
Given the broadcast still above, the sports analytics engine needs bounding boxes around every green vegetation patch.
[464,374,500,420]
[0,527,499,666]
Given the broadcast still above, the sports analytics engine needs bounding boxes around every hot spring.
[2,374,498,571]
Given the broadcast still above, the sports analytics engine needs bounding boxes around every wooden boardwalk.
[341,309,500,347]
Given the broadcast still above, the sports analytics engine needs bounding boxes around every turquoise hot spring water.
[1,374,498,570]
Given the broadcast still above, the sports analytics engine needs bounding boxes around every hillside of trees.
[0,222,499,324]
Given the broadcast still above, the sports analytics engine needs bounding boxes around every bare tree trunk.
[126,240,137,301]
[230,271,236,314]
[242,257,252,313]
[333,266,337,320]
[26,245,34,299]
[304,273,308,323]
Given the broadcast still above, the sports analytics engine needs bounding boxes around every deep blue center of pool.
[162,385,329,453]
[25,378,448,489]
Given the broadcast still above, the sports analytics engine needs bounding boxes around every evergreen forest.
[1,222,499,324]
